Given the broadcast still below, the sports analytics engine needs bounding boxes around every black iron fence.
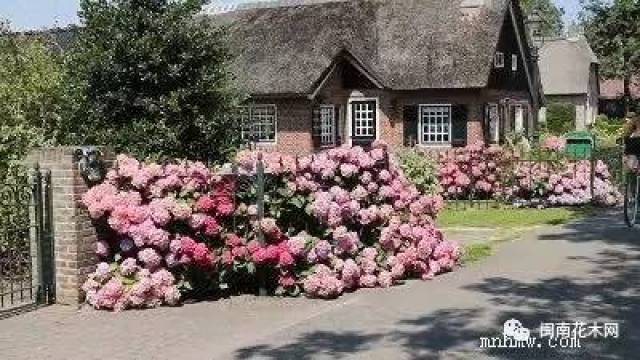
[0,166,54,317]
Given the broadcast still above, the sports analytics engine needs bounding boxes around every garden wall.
[26,147,114,305]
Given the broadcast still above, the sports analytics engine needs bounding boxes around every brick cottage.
[210,0,544,155]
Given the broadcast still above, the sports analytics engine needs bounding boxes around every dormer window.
[512,54,518,71]
[494,51,504,68]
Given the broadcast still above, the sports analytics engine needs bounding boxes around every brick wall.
[467,103,485,145]
[255,99,314,155]
[27,147,114,306]
[251,85,533,155]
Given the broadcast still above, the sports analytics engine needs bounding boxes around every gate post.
[27,147,114,306]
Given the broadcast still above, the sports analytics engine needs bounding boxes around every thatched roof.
[600,77,640,100]
[539,37,598,96]
[17,27,77,53]
[211,0,512,96]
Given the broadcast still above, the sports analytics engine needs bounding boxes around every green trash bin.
[564,131,594,158]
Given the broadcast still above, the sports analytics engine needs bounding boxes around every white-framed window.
[514,104,524,133]
[486,103,500,144]
[237,106,251,142]
[353,101,376,137]
[494,51,505,68]
[511,54,518,71]
[239,104,277,143]
[419,105,452,145]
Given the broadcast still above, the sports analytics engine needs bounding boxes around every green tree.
[63,0,240,161]
[583,0,640,112]
[521,0,565,37]
[545,102,576,135]
[0,21,65,170]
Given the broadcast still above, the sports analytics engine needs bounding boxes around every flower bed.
[81,144,460,310]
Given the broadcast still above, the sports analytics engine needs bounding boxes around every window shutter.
[451,105,468,147]
[312,107,321,148]
[403,105,419,146]
[483,103,490,141]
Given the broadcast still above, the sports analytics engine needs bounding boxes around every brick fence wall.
[27,147,114,306]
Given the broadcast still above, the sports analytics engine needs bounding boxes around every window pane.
[420,105,452,145]
[353,102,375,137]
[248,105,276,142]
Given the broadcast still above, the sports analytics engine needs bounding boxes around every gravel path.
[0,210,638,360]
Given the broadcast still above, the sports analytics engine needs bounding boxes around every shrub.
[81,145,460,310]
[545,102,576,135]
[396,148,440,194]
[0,22,66,171]
[62,0,240,162]
[591,115,625,148]
[435,144,621,207]
[81,155,234,309]
[540,135,566,152]
[507,159,621,206]
[437,143,511,199]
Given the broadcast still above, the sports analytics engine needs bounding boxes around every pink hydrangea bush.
[438,143,510,199]
[541,135,567,152]
[82,145,461,308]
[82,261,180,311]
[235,142,459,298]
[435,144,620,207]
[81,155,234,310]
[508,159,621,206]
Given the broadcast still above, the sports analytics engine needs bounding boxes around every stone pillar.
[467,104,485,145]
[27,147,114,306]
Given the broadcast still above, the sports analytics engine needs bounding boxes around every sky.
[0,0,582,31]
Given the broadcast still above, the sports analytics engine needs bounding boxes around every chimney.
[526,10,544,60]
[460,0,493,18]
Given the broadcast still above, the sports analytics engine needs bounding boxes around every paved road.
[1,210,638,360]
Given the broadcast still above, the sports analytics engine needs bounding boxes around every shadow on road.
[235,212,640,359]
[235,331,383,359]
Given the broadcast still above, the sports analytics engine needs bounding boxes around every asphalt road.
[1,210,638,360]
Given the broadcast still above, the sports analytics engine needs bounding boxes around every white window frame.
[513,104,525,133]
[494,51,505,68]
[238,106,252,143]
[487,103,500,144]
[352,101,375,137]
[319,105,336,148]
[418,104,452,146]
[346,96,380,146]
[239,104,277,144]
[511,54,518,71]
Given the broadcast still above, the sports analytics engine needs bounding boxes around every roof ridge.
[204,0,352,14]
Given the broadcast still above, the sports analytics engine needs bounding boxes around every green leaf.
[121,277,137,286]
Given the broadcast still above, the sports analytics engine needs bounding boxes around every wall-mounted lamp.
[74,146,106,185]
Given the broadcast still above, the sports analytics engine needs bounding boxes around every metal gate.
[0,165,54,317]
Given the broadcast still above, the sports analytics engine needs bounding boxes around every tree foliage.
[62,0,240,162]
[583,0,640,110]
[521,0,565,37]
[0,21,65,170]
[545,102,576,135]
